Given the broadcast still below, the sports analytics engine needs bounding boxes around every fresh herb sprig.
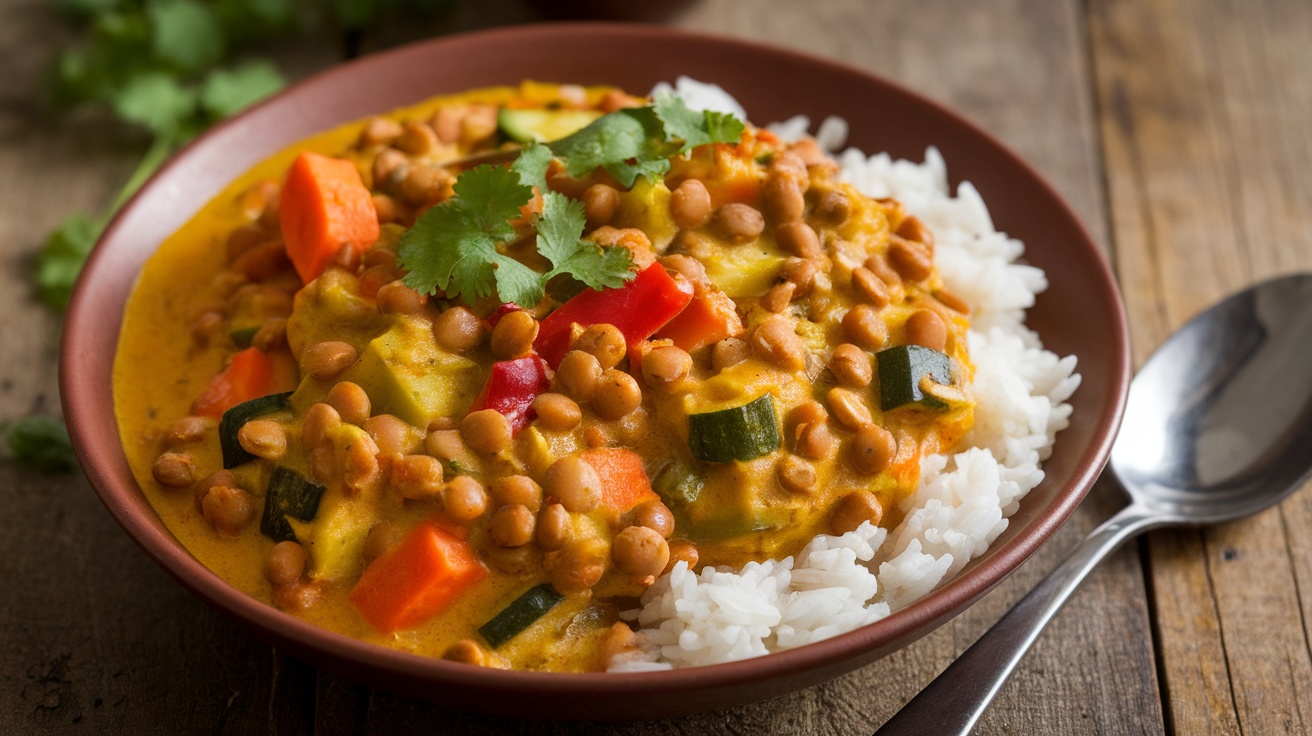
[2,416,76,474]
[39,0,292,313]
[397,93,746,308]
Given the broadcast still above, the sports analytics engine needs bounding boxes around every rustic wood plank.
[1090,0,1312,734]
[0,0,1185,734]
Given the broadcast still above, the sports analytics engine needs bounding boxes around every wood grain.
[1090,0,1312,734]
[2,0,1307,733]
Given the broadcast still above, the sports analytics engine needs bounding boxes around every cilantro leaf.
[511,143,553,191]
[537,192,633,292]
[4,416,76,474]
[398,165,536,304]
[453,164,533,238]
[398,93,742,307]
[37,214,102,313]
[200,60,284,119]
[548,107,675,188]
[652,92,746,154]
[149,0,225,73]
[111,71,197,136]
[398,165,635,308]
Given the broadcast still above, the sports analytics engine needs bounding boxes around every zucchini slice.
[478,583,566,648]
[876,344,953,410]
[219,391,293,468]
[259,466,325,542]
[228,325,260,349]
[653,460,706,508]
[497,108,603,144]
[687,393,780,463]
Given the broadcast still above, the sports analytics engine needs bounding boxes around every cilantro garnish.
[398,93,745,307]
[2,416,76,474]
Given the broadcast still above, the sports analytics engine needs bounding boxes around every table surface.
[4,0,1311,733]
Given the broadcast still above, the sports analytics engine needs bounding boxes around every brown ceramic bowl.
[61,23,1129,721]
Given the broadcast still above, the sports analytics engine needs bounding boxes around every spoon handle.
[874,502,1165,736]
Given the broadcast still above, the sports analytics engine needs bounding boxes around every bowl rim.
[60,21,1130,716]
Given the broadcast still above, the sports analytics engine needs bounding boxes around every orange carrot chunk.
[349,522,487,634]
[192,347,295,418]
[278,151,380,283]
[580,448,658,513]
[654,285,743,353]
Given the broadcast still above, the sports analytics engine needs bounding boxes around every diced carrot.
[349,522,487,634]
[654,285,743,352]
[278,151,379,284]
[192,347,295,418]
[580,448,657,514]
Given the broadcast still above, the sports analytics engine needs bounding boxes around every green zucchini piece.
[229,325,260,348]
[687,393,780,463]
[260,466,325,542]
[876,344,953,410]
[653,460,706,508]
[497,108,603,144]
[687,507,791,540]
[478,583,566,648]
[219,391,293,468]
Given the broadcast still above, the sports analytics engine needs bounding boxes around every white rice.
[608,80,1080,671]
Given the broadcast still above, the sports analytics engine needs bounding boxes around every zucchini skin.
[219,391,293,468]
[260,466,326,542]
[478,583,566,648]
[876,345,953,410]
[687,393,781,463]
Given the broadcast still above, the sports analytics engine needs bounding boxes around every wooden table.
[3,0,1310,732]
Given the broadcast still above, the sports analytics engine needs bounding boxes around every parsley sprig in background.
[6,0,451,472]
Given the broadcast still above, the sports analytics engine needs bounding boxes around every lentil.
[489,504,535,547]
[830,491,883,535]
[531,393,582,432]
[546,456,602,513]
[302,341,358,379]
[442,475,488,522]
[461,409,512,455]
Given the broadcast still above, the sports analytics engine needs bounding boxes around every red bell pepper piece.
[534,263,694,368]
[468,355,550,434]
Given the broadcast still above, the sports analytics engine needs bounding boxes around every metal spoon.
[875,273,1312,736]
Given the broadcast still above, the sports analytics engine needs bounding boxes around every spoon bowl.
[1113,273,1312,522]
[877,273,1312,735]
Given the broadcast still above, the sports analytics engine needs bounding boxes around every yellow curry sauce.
[114,82,974,671]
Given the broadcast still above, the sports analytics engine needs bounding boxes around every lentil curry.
[115,82,975,671]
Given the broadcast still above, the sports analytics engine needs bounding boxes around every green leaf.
[37,213,102,313]
[149,0,225,72]
[214,0,297,41]
[398,166,534,304]
[536,192,633,291]
[510,143,552,191]
[398,93,740,307]
[52,12,154,109]
[548,106,674,187]
[111,71,198,136]
[200,60,284,119]
[492,257,548,309]
[55,0,124,23]
[652,91,746,154]
[332,0,384,28]
[4,416,76,474]
[452,164,534,239]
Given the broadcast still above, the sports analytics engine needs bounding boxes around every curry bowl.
[60,23,1129,719]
